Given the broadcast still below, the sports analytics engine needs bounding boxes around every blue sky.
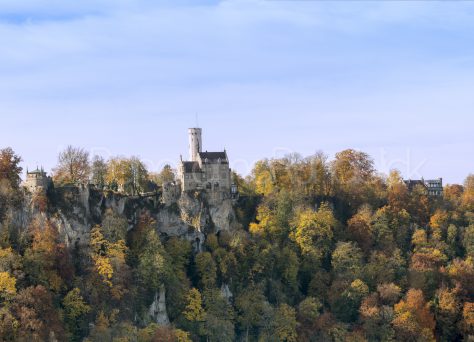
[0,0,473,184]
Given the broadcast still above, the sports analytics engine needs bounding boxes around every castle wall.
[200,163,231,191]
[180,171,204,191]
[162,182,181,205]
[23,173,50,193]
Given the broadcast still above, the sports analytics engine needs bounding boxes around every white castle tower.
[188,128,202,161]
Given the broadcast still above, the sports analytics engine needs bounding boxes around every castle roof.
[199,151,228,164]
[27,167,45,175]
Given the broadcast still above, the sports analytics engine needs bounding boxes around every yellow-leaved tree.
[392,289,436,342]
[89,225,128,292]
[290,202,338,264]
[183,288,205,322]
[0,271,16,301]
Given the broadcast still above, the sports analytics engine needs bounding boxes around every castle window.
[206,182,211,189]
[214,182,219,189]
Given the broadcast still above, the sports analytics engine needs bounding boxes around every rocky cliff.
[6,185,239,250]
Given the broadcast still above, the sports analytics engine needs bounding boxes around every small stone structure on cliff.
[22,167,52,193]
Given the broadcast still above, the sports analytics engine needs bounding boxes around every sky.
[0,0,473,184]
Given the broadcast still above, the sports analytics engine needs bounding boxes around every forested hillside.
[0,146,473,341]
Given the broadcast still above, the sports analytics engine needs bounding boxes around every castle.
[23,167,51,193]
[404,178,443,196]
[177,128,235,201]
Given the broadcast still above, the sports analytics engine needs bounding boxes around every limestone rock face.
[210,198,238,232]
[221,283,233,303]
[3,185,238,252]
[148,284,170,325]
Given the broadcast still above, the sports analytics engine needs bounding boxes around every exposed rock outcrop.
[148,284,170,325]
[3,185,238,250]
[221,283,233,303]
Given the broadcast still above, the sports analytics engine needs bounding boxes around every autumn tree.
[360,292,395,341]
[364,249,406,288]
[252,159,275,196]
[409,228,448,296]
[183,288,205,322]
[10,285,66,341]
[301,152,333,198]
[0,306,18,340]
[137,229,167,293]
[23,218,71,291]
[331,241,364,282]
[274,303,298,342]
[129,156,149,194]
[392,288,435,342]
[0,271,16,302]
[105,157,129,191]
[332,149,375,184]
[444,184,464,210]
[202,288,235,342]
[235,286,267,341]
[87,310,112,341]
[63,287,91,340]
[91,155,107,189]
[150,164,176,185]
[250,197,291,241]
[0,147,22,189]
[347,205,373,255]
[101,209,128,243]
[88,225,130,301]
[331,149,379,213]
[429,210,449,243]
[445,258,474,296]
[370,209,396,253]
[463,224,474,258]
[105,156,149,194]
[331,279,369,323]
[408,184,431,227]
[461,302,474,340]
[164,237,192,320]
[53,145,90,184]
[290,202,338,265]
[195,252,217,289]
[434,287,461,341]
[386,169,409,212]
[0,147,22,221]
[462,174,474,211]
[297,296,322,340]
